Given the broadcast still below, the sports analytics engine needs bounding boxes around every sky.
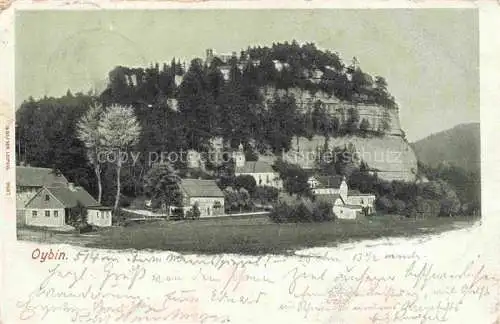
[15,9,479,142]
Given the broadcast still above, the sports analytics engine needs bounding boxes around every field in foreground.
[17,215,479,255]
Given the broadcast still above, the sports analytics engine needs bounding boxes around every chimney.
[68,182,76,191]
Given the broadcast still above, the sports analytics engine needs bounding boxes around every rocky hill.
[99,41,418,182]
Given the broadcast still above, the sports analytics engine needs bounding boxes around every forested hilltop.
[98,41,400,151]
[16,41,403,204]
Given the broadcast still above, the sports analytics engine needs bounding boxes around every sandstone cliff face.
[285,135,417,182]
[262,87,403,137]
[261,86,417,182]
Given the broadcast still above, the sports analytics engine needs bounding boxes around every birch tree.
[76,102,104,203]
[99,104,142,210]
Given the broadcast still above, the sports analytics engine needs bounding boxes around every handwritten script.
[8,245,500,324]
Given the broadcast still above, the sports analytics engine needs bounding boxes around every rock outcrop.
[261,86,417,182]
[285,135,417,182]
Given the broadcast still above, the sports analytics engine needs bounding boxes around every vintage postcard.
[1,1,500,323]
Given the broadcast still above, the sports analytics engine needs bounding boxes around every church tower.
[233,143,246,168]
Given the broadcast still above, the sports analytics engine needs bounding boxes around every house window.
[32,211,37,217]
[45,210,50,217]
[54,210,58,217]
[361,199,364,204]
[45,195,50,201]
[266,175,270,184]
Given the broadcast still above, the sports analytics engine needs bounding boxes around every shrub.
[234,175,257,194]
[269,199,334,223]
[375,196,393,213]
[119,194,133,208]
[269,201,294,223]
[406,196,440,218]
[78,223,97,234]
[393,199,406,214]
[294,202,313,222]
[312,200,335,222]
[192,203,201,219]
[170,207,185,220]
[253,186,279,204]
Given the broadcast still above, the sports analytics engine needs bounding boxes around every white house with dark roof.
[179,179,225,218]
[17,166,112,227]
[346,189,376,215]
[310,174,376,218]
[22,183,112,227]
[315,193,362,220]
[235,161,283,189]
[233,144,282,189]
[308,175,348,200]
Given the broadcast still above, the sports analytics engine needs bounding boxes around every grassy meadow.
[17,215,479,255]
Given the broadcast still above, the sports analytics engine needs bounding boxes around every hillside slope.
[411,123,480,174]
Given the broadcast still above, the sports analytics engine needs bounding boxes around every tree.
[223,186,239,212]
[234,175,257,194]
[191,202,201,219]
[178,58,215,149]
[238,187,251,211]
[345,108,360,134]
[375,196,393,213]
[144,162,182,218]
[264,94,300,153]
[76,102,105,203]
[359,118,370,137]
[273,159,312,198]
[99,104,142,210]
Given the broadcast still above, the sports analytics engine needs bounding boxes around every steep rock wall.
[284,135,417,182]
[262,87,403,137]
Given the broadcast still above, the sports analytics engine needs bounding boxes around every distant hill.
[411,123,480,175]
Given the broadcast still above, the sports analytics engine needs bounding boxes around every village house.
[179,179,225,218]
[17,166,112,227]
[309,174,376,219]
[308,175,348,198]
[315,194,362,220]
[346,190,376,215]
[233,144,283,189]
[22,182,112,227]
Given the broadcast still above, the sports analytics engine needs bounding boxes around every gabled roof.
[180,179,224,198]
[315,193,344,204]
[342,204,363,210]
[25,186,100,208]
[348,190,361,196]
[16,166,68,187]
[348,190,376,197]
[235,161,275,174]
[315,175,344,189]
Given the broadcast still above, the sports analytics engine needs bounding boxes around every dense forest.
[15,41,413,207]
